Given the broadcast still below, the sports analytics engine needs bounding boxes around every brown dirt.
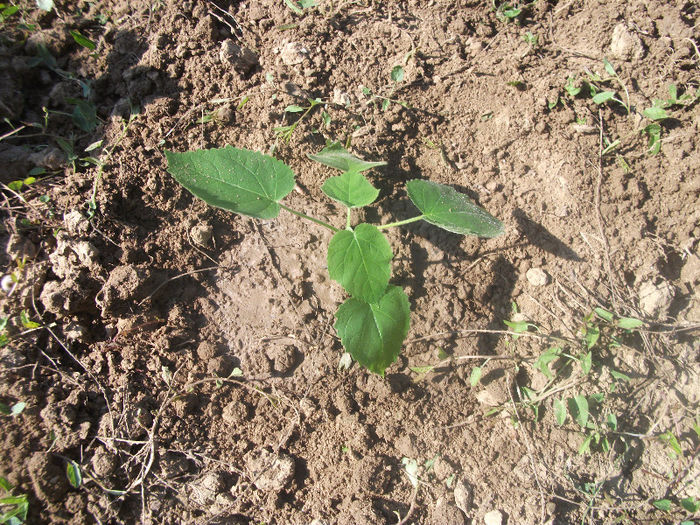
[1,1,699,524]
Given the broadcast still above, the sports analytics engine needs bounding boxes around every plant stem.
[346,208,352,230]
[279,203,339,233]
[377,215,425,230]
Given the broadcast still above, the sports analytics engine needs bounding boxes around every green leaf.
[284,104,305,113]
[283,0,303,13]
[592,91,615,104]
[594,307,614,322]
[66,460,82,488]
[308,142,386,174]
[584,325,599,349]
[69,99,98,132]
[327,224,393,303]
[321,171,379,208]
[610,369,631,382]
[606,413,617,431]
[19,310,40,329]
[334,286,410,375]
[7,181,23,192]
[681,497,699,512]
[554,399,567,426]
[36,0,54,11]
[580,351,592,375]
[10,402,26,416]
[668,84,678,102]
[565,76,581,97]
[603,58,616,77]
[401,457,419,487]
[578,434,592,455]
[69,30,96,50]
[406,179,504,237]
[659,431,682,458]
[391,65,404,83]
[165,146,295,219]
[618,317,643,329]
[534,347,561,379]
[568,395,589,428]
[470,366,482,387]
[652,499,671,512]
[0,476,11,491]
[409,365,435,375]
[643,106,668,121]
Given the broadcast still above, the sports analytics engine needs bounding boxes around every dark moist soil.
[1,1,699,524]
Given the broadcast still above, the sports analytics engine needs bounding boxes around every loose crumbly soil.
[1,1,699,524]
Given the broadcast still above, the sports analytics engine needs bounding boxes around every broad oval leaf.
[328,224,392,303]
[592,91,615,104]
[165,146,295,219]
[334,285,410,375]
[406,179,504,237]
[643,106,668,121]
[308,142,386,173]
[322,171,379,208]
[567,395,589,428]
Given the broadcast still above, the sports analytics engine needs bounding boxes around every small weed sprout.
[274,98,323,142]
[166,143,504,375]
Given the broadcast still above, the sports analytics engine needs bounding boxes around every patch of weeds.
[361,59,412,111]
[274,98,323,142]
[500,307,646,455]
[0,476,29,524]
[166,143,503,374]
[561,62,698,157]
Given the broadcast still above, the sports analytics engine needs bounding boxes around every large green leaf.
[335,285,410,375]
[322,171,379,208]
[308,142,386,173]
[328,224,392,303]
[165,146,295,219]
[406,179,504,237]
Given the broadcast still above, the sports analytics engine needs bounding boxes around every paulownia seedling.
[165,143,504,375]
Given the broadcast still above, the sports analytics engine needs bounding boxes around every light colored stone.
[190,223,213,245]
[246,450,295,492]
[219,40,258,73]
[638,280,675,318]
[609,23,645,61]
[454,480,472,515]
[189,471,226,506]
[278,41,308,65]
[484,509,503,525]
[526,267,549,286]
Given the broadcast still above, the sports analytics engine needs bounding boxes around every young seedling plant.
[165,143,504,375]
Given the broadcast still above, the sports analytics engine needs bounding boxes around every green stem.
[279,203,339,233]
[377,215,425,230]
[346,208,352,230]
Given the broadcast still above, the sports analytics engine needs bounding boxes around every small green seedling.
[0,476,29,524]
[166,143,503,375]
[274,98,323,142]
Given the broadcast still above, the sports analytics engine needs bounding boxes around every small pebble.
[484,509,503,525]
[526,267,549,286]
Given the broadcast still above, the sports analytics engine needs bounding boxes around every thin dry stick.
[595,110,621,311]
[507,373,548,524]
[397,485,419,525]
[405,328,574,346]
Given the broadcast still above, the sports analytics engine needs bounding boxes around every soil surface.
[1,1,699,524]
